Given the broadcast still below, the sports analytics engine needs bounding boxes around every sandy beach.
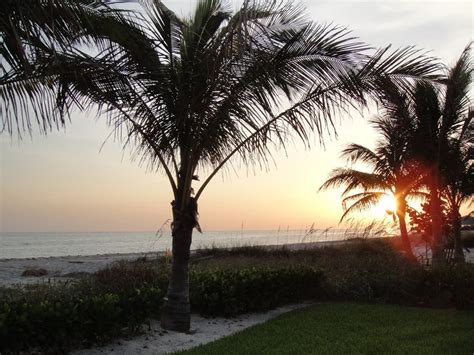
[0,252,162,286]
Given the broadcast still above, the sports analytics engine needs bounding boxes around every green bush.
[0,260,324,353]
[417,264,474,309]
[0,284,165,353]
[317,248,424,305]
[190,266,323,316]
[0,260,166,353]
[312,242,474,310]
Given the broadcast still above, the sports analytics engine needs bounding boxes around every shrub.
[0,261,323,352]
[418,264,474,309]
[21,267,48,277]
[0,261,166,353]
[316,243,424,305]
[190,266,323,316]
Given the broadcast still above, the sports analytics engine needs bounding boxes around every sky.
[0,0,472,233]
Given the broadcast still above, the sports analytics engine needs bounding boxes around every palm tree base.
[161,296,191,332]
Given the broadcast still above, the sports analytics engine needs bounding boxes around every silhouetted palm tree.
[442,116,473,262]
[410,44,472,265]
[319,110,425,259]
[1,0,440,330]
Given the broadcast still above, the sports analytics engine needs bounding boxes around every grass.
[179,303,474,355]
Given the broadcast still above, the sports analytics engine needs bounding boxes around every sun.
[373,194,397,217]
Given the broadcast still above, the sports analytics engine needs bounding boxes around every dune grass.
[179,303,474,355]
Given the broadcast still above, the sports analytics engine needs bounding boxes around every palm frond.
[339,192,384,222]
[441,43,472,136]
[340,144,380,166]
[319,168,389,194]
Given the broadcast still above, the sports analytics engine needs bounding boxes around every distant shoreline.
[1,236,385,262]
[1,229,370,260]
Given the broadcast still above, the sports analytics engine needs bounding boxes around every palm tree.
[442,117,473,263]
[319,107,425,259]
[1,0,440,330]
[410,44,472,265]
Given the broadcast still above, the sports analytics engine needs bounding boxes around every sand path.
[72,303,312,355]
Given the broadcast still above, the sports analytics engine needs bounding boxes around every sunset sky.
[0,0,472,233]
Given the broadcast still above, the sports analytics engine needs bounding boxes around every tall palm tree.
[319,106,425,259]
[442,117,473,262]
[1,0,440,330]
[410,44,472,265]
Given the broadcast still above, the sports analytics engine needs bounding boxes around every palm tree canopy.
[411,44,472,167]
[1,0,148,135]
[1,0,441,204]
[320,44,472,225]
[444,138,473,209]
[319,77,430,221]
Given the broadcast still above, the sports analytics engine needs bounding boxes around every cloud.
[303,0,472,61]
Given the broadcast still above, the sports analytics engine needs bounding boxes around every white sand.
[0,252,161,286]
[72,303,313,355]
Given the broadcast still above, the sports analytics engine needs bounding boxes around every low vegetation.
[1,239,473,353]
[21,268,48,277]
[1,264,164,353]
[179,303,474,354]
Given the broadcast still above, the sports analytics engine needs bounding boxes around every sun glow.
[373,194,397,217]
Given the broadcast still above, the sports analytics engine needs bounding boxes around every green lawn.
[179,303,474,355]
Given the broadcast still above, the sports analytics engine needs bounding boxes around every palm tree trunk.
[397,213,415,260]
[395,199,415,260]
[429,180,445,266]
[160,204,194,331]
[452,209,465,263]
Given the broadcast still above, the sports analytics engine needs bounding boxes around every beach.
[0,252,161,286]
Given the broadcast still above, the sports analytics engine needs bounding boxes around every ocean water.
[0,229,360,259]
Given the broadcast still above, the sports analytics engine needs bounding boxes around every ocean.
[0,228,364,259]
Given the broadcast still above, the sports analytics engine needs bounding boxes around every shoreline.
[0,237,386,262]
